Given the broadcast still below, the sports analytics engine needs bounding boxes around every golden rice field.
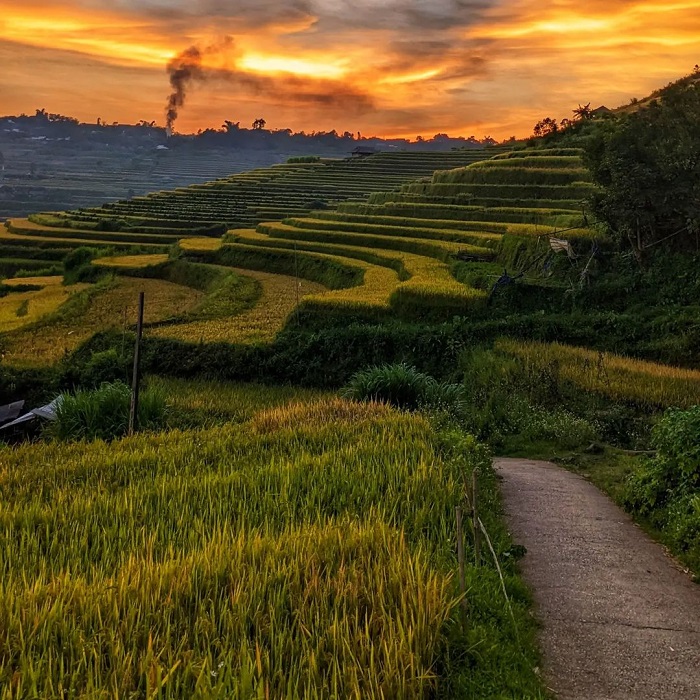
[179,237,222,252]
[153,376,331,427]
[0,278,89,334]
[0,397,526,698]
[221,232,486,315]
[496,338,700,409]
[2,277,203,366]
[93,254,170,268]
[150,267,326,344]
[3,276,61,288]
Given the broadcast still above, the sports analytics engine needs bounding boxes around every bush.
[623,406,700,570]
[625,406,700,517]
[63,246,107,284]
[50,381,166,441]
[342,364,465,412]
[78,349,130,388]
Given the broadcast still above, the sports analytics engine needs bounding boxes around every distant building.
[591,106,613,118]
[351,146,379,158]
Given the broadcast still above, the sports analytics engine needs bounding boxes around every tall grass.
[0,398,545,698]
[496,338,700,409]
[50,381,166,440]
[342,364,466,411]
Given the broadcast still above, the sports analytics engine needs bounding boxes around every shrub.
[342,363,465,412]
[50,381,166,441]
[63,246,106,284]
[78,348,130,388]
[625,406,700,515]
[624,406,700,569]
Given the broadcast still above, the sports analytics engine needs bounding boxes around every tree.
[533,117,559,137]
[573,103,593,121]
[586,79,700,255]
[252,118,267,130]
[222,120,240,133]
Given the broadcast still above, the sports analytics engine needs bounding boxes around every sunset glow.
[1,0,698,138]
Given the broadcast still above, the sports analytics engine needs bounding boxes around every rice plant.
[496,338,700,409]
[0,397,544,698]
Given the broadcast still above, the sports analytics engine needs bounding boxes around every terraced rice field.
[1,147,602,354]
[0,276,88,334]
[2,277,204,366]
[150,267,326,344]
[497,338,700,409]
[0,396,534,697]
[5,151,490,249]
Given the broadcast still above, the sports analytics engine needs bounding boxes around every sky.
[0,0,698,139]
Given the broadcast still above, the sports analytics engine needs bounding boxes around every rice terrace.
[1,4,700,698]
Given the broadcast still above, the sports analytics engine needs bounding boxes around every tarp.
[0,396,63,430]
[550,237,577,259]
[0,401,24,426]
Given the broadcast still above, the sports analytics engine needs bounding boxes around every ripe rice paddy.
[0,396,542,698]
[150,267,326,344]
[0,277,89,334]
[496,338,700,409]
[2,277,204,366]
[1,147,601,348]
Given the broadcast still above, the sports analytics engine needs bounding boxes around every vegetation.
[341,364,465,412]
[622,407,700,571]
[50,380,166,441]
[585,76,700,255]
[3,72,700,692]
[0,397,545,698]
[495,339,700,410]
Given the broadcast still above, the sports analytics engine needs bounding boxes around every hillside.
[2,111,700,696]
[0,112,491,220]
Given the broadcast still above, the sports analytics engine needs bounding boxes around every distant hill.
[0,111,496,220]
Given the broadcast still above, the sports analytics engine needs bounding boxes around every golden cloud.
[0,0,698,138]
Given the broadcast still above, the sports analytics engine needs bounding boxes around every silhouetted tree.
[252,118,267,130]
[560,118,573,130]
[573,103,593,120]
[533,117,559,137]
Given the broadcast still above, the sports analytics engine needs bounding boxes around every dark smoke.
[164,37,376,129]
[166,46,204,131]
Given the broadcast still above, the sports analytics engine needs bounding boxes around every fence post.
[128,292,145,436]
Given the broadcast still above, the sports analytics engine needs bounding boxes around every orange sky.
[0,0,698,139]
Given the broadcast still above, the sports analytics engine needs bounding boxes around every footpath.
[495,457,700,700]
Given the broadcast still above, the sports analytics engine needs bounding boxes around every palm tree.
[573,103,593,120]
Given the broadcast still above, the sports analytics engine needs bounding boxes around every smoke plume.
[166,46,204,131]
[164,37,375,130]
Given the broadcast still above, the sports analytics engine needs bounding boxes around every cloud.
[1,0,699,138]
[165,37,376,129]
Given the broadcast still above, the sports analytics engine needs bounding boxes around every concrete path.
[495,457,700,700]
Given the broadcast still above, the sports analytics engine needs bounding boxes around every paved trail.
[495,457,700,700]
